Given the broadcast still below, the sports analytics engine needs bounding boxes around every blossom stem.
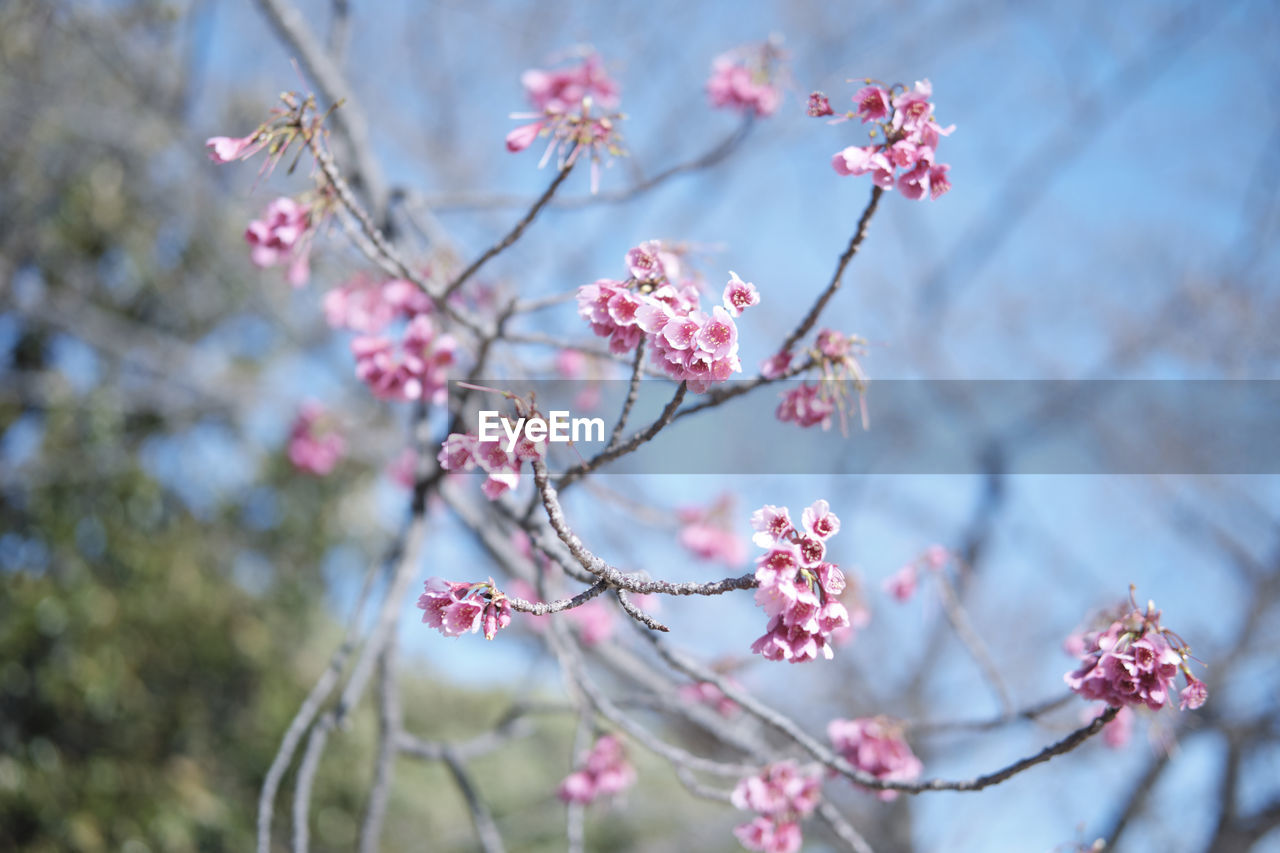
[778,185,883,357]
[441,161,575,300]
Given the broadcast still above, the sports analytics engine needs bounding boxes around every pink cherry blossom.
[417,577,512,640]
[802,499,841,539]
[730,762,820,853]
[776,384,836,430]
[625,240,681,282]
[806,92,834,118]
[883,564,918,602]
[828,716,922,800]
[206,133,265,164]
[723,271,760,317]
[286,402,345,475]
[853,86,892,122]
[761,351,793,379]
[245,196,314,286]
[505,121,544,153]
[557,734,635,805]
[707,43,785,118]
[521,51,619,113]
[827,77,953,201]
[1064,598,1206,712]
[1180,674,1208,710]
[749,501,850,663]
[567,599,615,645]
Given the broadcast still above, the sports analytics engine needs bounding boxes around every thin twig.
[441,163,575,300]
[555,381,687,490]
[933,568,1014,718]
[778,186,883,357]
[606,338,646,451]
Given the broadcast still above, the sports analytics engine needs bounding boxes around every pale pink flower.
[206,133,264,164]
[883,564,918,602]
[802,499,841,539]
[707,47,783,118]
[1179,674,1208,710]
[923,545,950,570]
[749,505,794,548]
[625,240,680,282]
[896,161,931,200]
[554,348,586,378]
[827,717,922,801]
[557,734,635,804]
[760,351,793,379]
[722,271,760,317]
[286,402,344,475]
[505,120,544,153]
[567,599,615,645]
[522,51,619,113]
[388,447,417,489]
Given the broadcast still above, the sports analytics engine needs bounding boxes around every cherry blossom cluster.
[730,761,821,853]
[506,50,624,192]
[556,734,636,805]
[417,577,512,640]
[771,329,868,432]
[324,273,434,335]
[818,78,954,201]
[245,196,316,287]
[352,314,456,404]
[748,501,851,663]
[827,716,923,801]
[285,402,345,475]
[1064,594,1207,712]
[577,244,756,393]
[438,427,545,501]
[677,494,748,567]
[883,544,951,602]
[707,40,786,118]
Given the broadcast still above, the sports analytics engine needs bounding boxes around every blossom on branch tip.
[825,77,954,200]
[723,271,760,317]
[417,577,512,640]
[1064,592,1207,713]
[206,133,265,164]
[776,328,869,433]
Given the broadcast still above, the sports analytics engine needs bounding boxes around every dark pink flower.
[761,351,793,379]
[853,86,891,122]
[1064,600,1205,712]
[521,51,619,113]
[807,92,834,118]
